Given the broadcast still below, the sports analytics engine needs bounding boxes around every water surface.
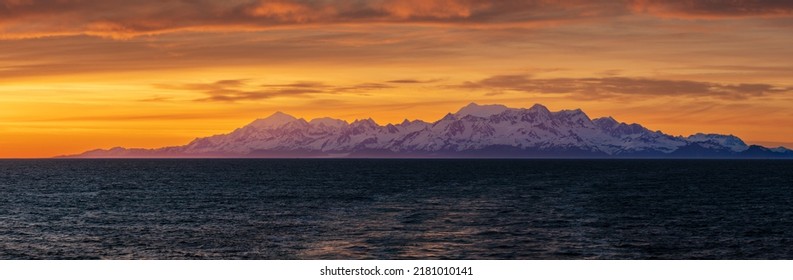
[0,159,791,259]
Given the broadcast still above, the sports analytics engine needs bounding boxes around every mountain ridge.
[63,103,792,158]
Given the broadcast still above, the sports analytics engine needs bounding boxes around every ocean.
[0,159,791,259]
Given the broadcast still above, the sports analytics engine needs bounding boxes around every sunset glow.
[2,0,793,157]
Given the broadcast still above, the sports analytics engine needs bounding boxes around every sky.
[2,0,793,157]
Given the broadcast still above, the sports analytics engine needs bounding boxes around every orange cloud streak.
[630,0,793,18]
[0,0,623,39]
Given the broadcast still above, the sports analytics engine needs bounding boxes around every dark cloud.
[630,0,793,18]
[693,65,793,73]
[156,79,394,102]
[260,81,330,88]
[335,83,393,92]
[0,31,460,80]
[458,74,791,99]
[155,79,325,102]
[0,0,625,39]
[386,79,442,84]
[2,0,791,39]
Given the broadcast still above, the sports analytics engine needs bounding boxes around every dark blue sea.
[1,159,792,259]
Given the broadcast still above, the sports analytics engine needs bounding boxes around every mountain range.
[66,103,793,158]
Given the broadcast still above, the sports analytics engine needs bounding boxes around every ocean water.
[0,159,792,259]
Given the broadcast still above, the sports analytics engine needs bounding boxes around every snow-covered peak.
[593,117,619,129]
[686,133,748,152]
[397,119,430,131]
[351,118,378,127]
[309,117,347,128]
[247,111,298,129]
[439,113,457,122]
[554,109,592,125]
[557,108,586,116]
[398,119,429,126]
[71,101,788,159]
[528,103,550,114]
[455,103,509,118]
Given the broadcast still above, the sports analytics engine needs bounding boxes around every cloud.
[0,0,625,39]
[3,0,792,39]
[334,83,393,92]
[386,79,442,84]
[457,74,791,99]
[155,79,325,102]
[0,30,467,80]
[629,0,793,18]
[156,79,393,102]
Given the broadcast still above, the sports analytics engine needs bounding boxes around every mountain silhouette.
[66,103,792,158]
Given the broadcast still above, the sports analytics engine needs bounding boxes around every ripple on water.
[0,159,792,259]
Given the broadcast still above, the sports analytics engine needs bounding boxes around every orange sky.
[2,0,793,158]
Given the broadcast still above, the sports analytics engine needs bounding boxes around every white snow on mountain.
[686,133,749,152]
[455,102,509,118]
[309,117,348,128]
[178,103,690,155]
[247,111,298,129]
[71,102,787,158]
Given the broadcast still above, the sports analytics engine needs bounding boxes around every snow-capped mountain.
[68,103,792,158]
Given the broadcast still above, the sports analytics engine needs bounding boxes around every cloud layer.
[9,0,792,39]
[0,0,615,38]
[157,79,394,102]
[459,75,791,99]
[630,0,793,18]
